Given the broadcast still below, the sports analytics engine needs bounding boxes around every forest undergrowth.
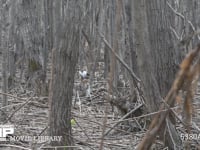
[1,46,200,150]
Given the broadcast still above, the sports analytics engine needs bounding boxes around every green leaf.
[70,119,76,126]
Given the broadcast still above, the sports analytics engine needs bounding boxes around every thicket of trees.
[0,0,200,149]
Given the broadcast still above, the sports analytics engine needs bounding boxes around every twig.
[192,122,200,132]
[38,126,48,136]
[98,32,141,84]
[0,91,26,101]
[167,1,200,41]
[74,137,96,150]
[99,73,110,149]
[5,97,33,123]
[0,144,31,150]
[104,103,143,136]
[108,106,178,124]
[166,1,184,19]
[74,118,92,142]
[82,30,91,46]
[170,26,181,40]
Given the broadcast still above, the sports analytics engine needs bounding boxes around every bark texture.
[49,0,82,147]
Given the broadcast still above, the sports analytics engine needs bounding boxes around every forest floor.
[71,79,142,150]
[1,66,200,150]
[0,68,143,150]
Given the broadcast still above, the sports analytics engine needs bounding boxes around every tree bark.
[0,0,10,121]
[49,0,82,148]
[131,0,161,113]
[145,1,182,149]
[146,0,179,98]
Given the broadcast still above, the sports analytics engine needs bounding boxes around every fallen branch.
[0,91,27,101]
[104,103,143,136]
[5,97,33,123]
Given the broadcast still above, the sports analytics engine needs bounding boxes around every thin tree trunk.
[0,0,9,121]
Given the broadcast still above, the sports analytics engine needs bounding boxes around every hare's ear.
[79,71,83,76]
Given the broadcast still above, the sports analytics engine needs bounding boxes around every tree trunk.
[49,1,82,148]
[145,1,182,149]
[131,0,161,113]
[131,0,182,149]
[0,0,9,121]
[146,0,180,98]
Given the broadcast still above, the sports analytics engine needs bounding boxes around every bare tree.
[131,0,161,113]
[131,0,181,149]
[0,0,10,121]
[49,0,83,148]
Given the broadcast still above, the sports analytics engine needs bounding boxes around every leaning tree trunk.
[49,0,82,148]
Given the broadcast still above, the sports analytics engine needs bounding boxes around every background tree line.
[0,0,200,149]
